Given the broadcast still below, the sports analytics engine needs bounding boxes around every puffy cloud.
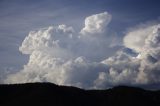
[5,52,108,88]
[95,24,160,88]
[109,24,160,85]
[4,12,113,89]
[124,24,160,63]
[80,12,111,35]
[123,25,155,53]
[4,11,160,89]
[19,25,74,55]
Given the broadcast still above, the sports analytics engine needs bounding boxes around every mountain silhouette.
[0,83,160,106]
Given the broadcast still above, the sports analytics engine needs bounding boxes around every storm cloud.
[4,12,160,89]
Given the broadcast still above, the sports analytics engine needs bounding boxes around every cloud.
[123,25,155,53]
[102,24,160,86]
[80,12,111,35]
[4,12,114,89]
[4,11,160,89]
[96,23,160,88]
[131,24,160,84]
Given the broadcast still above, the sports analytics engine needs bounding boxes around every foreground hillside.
[0,83,160,106]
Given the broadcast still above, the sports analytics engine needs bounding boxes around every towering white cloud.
[4,11,160,89]
[80,12,111,35]
[4,12,113,89]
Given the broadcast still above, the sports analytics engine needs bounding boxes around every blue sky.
[1,0,160,88]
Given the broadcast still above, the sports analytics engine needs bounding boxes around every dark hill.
[0,83,160,106]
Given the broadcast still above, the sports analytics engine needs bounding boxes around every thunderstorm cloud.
[4,12,160,89]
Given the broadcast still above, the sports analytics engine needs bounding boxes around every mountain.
[0,83,160,106]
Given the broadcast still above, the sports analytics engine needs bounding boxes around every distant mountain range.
[0,83,160,106]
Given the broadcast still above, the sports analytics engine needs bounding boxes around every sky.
[0,0,160,89]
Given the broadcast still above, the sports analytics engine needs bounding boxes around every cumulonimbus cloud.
[4,12,160,89]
